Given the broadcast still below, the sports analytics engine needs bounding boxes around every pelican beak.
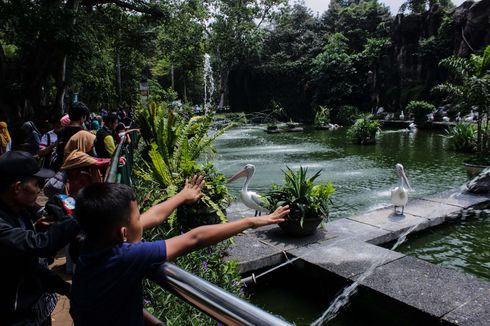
[227,167,248,183]
[402,170,412,191]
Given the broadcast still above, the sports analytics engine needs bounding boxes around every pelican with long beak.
[391,163,412,215]
[227,164,269,216]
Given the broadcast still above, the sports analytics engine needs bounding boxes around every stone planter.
[278,216,324,236]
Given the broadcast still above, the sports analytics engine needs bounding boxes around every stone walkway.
[226,189,490,325]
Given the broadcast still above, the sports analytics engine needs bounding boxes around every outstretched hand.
[178,175,205,204]
[252,205,290,228]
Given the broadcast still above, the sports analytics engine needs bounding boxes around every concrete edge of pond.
[225,190,490,324]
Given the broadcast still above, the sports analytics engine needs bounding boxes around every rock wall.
[454,0,490,57]
[388,0,490,109]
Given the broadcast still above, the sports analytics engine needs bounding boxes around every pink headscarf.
[60,114,71,127]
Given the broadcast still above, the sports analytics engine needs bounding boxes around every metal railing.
[106,129,292,326]
[150,263,291,326]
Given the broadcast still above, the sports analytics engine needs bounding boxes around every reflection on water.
[214,125,467,219]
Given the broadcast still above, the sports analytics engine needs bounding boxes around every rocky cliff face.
[388,0,490,109]
[454,0,490,57]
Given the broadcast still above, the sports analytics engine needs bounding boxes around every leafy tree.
[434,45,490,155]
[0,0,168,119]
[399,0,453,14]
[207,0,286,109]
[151,1,207,103]
[310,33,357,107]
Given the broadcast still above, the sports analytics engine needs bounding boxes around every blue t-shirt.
[70,240,167,326]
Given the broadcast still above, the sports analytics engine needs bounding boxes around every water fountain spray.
[203,53,215,113]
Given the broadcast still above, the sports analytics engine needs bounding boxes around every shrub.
[406,100,435,125]
[347,114,380,144]
[314,106,331,126]
[446,122,477,152]
[331,105,358,126]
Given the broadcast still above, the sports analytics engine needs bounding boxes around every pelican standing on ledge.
[227,164,268,216]
[391,163,411,215]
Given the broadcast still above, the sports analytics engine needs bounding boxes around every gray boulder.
[466,167,490,193]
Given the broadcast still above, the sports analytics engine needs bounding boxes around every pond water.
[396,210,490,281]
[214,125,468,219]
[247,261,438,326]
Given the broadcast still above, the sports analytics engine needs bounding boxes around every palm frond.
[148,145,174,186]
[201,194,228,223]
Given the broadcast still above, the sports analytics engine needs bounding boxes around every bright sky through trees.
[301,0,466,14]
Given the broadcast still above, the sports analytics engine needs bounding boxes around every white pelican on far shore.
[391,164,412,215]
[227,164,269,216]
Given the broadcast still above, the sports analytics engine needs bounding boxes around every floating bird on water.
[391,164,412,215]
[228,164,269,216]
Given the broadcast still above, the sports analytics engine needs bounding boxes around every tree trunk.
[54,55,67,113]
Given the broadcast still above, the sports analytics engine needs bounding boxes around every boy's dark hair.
[115,123,126,132]
[76,183,136,241]
[103,112,118,125]
[69,102,90,121]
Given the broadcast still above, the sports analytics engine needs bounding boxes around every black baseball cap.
[0,151,55,180]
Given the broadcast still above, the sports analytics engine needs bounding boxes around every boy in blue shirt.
[70,178,289,325]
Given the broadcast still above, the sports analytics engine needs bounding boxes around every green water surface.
[214,125,467,219]
[397,211,490,280]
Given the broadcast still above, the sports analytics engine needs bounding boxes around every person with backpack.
[52,103,90,171]
[95,112,118,158]
[38,117,62,169]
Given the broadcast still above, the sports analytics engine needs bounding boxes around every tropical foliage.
[434,45,490,156]
[406,100,435,125]
[265,166,334,227]
[347,114,380,144]
[446,123,477,152]
[135,101,234,226]
[314,106,332,126]
[133,101,241,324]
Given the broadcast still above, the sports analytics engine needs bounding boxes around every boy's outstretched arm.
[165,205,290,261]
[141,175,204,229]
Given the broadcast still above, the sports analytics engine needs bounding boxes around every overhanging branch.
[81,0,168,18]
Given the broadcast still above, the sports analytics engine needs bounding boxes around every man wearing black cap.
[0,151,80,325]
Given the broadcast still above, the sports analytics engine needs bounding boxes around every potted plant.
[265,166,334,236]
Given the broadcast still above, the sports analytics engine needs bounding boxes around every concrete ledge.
[421,189,490,209]
[289,239,405,279]
[361,256,490,319]
[226,233,285,273]
[442,289,490,326]
[226,189,490,324]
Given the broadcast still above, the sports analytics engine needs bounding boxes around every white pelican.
[391,164,411,215]
[227,164,269,216]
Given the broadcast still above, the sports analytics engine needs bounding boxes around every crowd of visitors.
[0,102,289,326]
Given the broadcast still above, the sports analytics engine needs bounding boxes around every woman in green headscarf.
[0,122,11,154]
